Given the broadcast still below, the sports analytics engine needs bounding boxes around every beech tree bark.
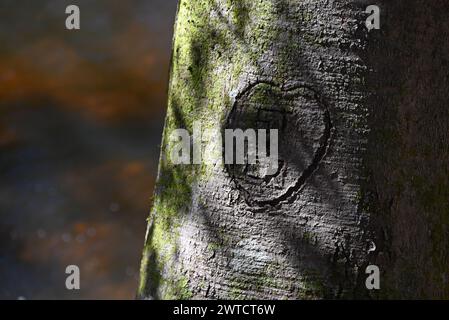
[138,0,449,299]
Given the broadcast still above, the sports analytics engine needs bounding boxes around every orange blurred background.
[0,0,178,299]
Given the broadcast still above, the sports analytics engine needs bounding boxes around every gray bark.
[138,0,449,299]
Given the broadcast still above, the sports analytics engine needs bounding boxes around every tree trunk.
[138,0,449,299]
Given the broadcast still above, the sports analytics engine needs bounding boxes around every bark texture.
[139,0,449,299]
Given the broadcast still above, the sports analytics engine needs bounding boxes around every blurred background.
[0,0,178,299]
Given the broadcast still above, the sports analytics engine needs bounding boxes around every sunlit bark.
[139,0,449,299]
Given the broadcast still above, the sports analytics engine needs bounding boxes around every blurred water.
[0,0,178,299]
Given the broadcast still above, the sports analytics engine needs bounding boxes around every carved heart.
[225,82,332,207]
